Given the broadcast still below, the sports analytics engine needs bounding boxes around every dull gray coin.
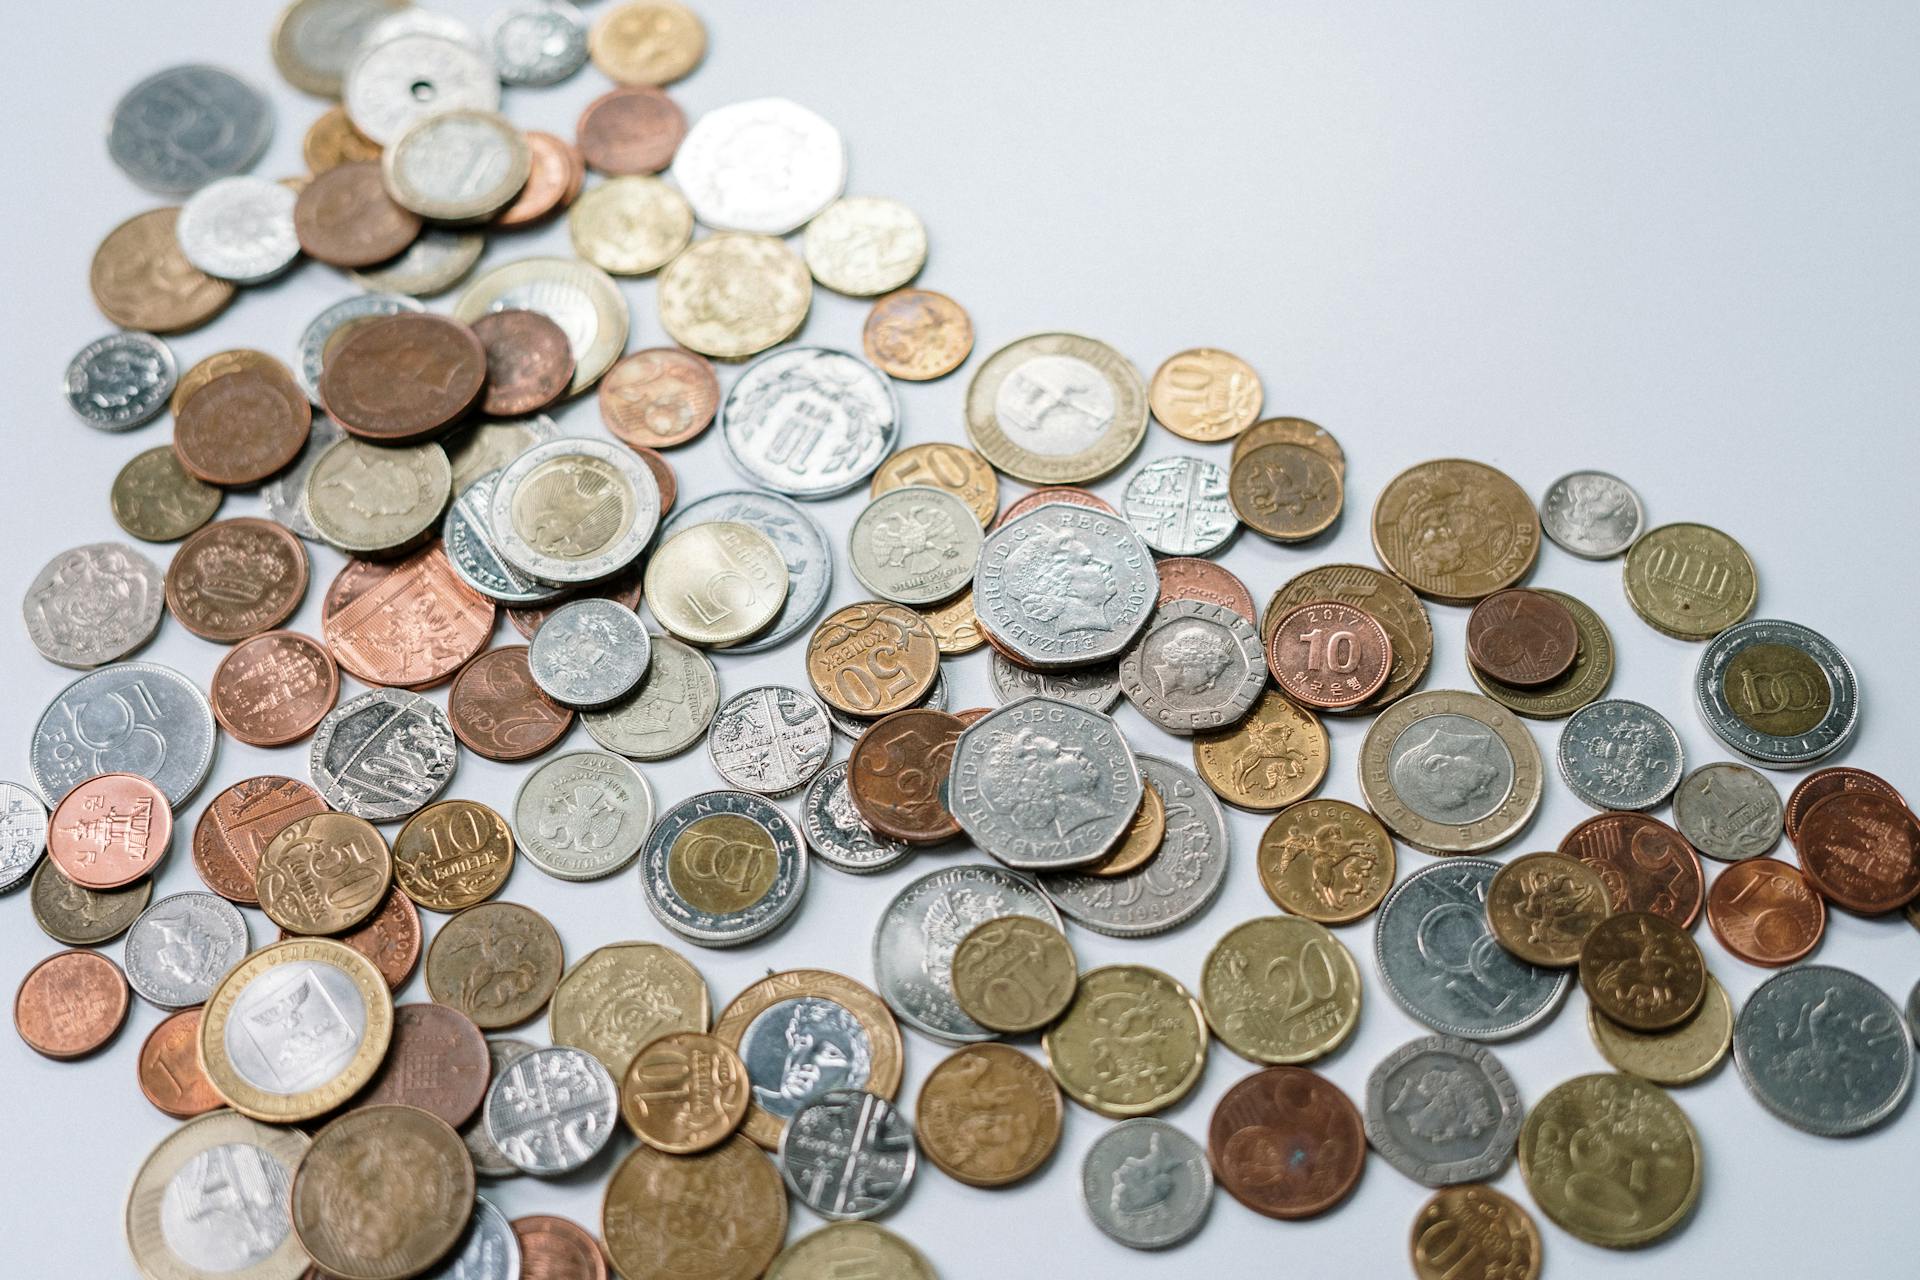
[65,333,177,431]
[23,542,165,669]
[580,635,720,761]
[443,469,567,605]
[30,662,216,808]
[528,598,651,708]
[1733,965,1913,1137]
[780,1089,916,1221]
[849,486,981,605]
[988,652,1120,713]
[488,0,589,85]
[512,750,654,881]
[109,64,273,195]
[719,347,899,498]
[309,688,458,821]
[1080,1119,1212,1250]
[1363,1035,1523,1186]
[1539,470,1644,559]
[124,891,250,1009]
[260,416,344,542]
[1671,761,1783,861]
[425,1196,520,1278]
[1556,698,1684,811]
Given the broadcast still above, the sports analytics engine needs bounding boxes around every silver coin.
[528,599,651,709]
[1695,618,1859,768]
[719,347,900,499]
[344,33,501,145]
[464,1038,537,1179]
[988,652,1119,713]
[1374,859,1570,1041]
[1539,470,1644,559]
[580,636,719,761]
[124,891,250,1010]
[1555,698,1683,811]
[1040,754,1228,938]
[176,176,301,283]
[707,686,832,796]
[489,438,660,586]
[973,504,1158,670]
[672,97,847,235]
[296,293,423,403]
[948,696,1142,872]
[1080,1118,1212,1251]
[425,1196,520,1280]
[30,662,216,808]
[740,995,877,1124]
[222,954,372,1099]
[64,332,177,431]
[659,490,832,654]
[444,469,567,605]
[1733,965,1913,1137]
[309,688,458,821]
[871,863,1062,1043]
[0,782,48,894]
[385,110,531,223]
[1363,1035,1523,1186]
[1671,761,1783,861]
[512,750,654,880]
[22,542,165,668]
[108,64,272,195]
[350,228,487,297]
[359,8,488,55]
[848,486,981,605]
[487,0,588,85]
[1908,978,1919,1046]
[1116,600,1266,735]
[639,789,808,947]
[779,1089,917,1221]
[259,416,343,542]
[1120,456,1238,557]
[274,0,409,96]
[484,1045,620,1175]
[800,761,914,876]
[826,669,948,741]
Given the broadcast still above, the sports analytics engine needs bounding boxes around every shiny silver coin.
[973,505,1157,670]
[639,789,808,947]
[1733,965,1913,1136]
[23,542,165,668]
[31,662,216,807]
[1040,754,1228,938]
[739,994,878,1126]
[221,950,373,1102]
[108,64,272,195]
[1121,455,1238,557]
[124,891,249,1010]
[0,782,48,894]
[707,686,832,796]
[948,696,1142,872]
[443,469,567,605]
[1374,859,1570,1042]
[464,1038,537,1179]
[801,761,914,875]
[359,7,488,55]
[425,1197,520,1279]
[1363,1035,1522,1187]
[1556,698,1684,811]
[528,599,651,709]
[1539,470,1644,559]
[988,652,1119,713]
[176,176,301,283]
[580,636,719,761]
[871,862,1062,1043]
[780,1089,917,1221]
[484,1045,620,1175]
[827,670,947,741]
[489,438,660,586]
[1695,618,1859,769]
[309,688,457,821]
[672,97,847,235]
[260,416,343,542]
[659,490,833,654]
[296,293,423,403]
[64,333,177,431]
[512,750,654,881]
[719,347,899,499]
[344,33,501,145]
[350,227,486,297]
[1117,600,1265,735]
[487,0,588,85]
[1080,1119,1212,1251]
[1671,761,1783,861]
[849,486,981,605]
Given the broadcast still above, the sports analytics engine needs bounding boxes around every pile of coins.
[15,2,1919,1278]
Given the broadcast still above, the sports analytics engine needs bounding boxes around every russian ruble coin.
[849,486,980,604]
[568,174,693,274]
[110,64,273,195]
[1410,1185,1542,1280]
[641,790,808,946]
[1518,1073,1700,1247]
[125,1109,311,1280]
[350,227,486,297]
[1371,459,1540,605]
[550,941,709,1082]
[1122,455,1238,556]
[973,503,1157,669]
[513,750,653,880]
[779,1089,917,1221]
[454,256,628,394]
[176,177,300,283]
[800,761,914,875]
[90,207,235,334]
[1149,347,1262,444]
[1556,698,1685,810]
[802,196,927,296]
[707,686,832,796]
[862,288,974,382]
[65,332,176,431]
[345,32,500,144]
[444,469,566,605]
[291,1105,473,1278]
[1468,588,1614,720]
[720,347,900,498]
[485,1045,621,1174]
[430,1198,521,1279]
[1623,521,1757,640]
[1694,618,1858,767]
[1200,915,1358,1064]
[23,542,165,668]
[965,333,1148,484]
[310,689,458,821]
[490,438,659,585]
[602,1137,788,1280]
[1364,1035,1523,1186]
[1539,470,1644,559]
[662,489,832,653]
[113,446,223,543]
[488,0,589,85]
[1079,1118,1213,1250]
[259,417,342,541]
[306,437,452,557]
[767,1222,936,1279]
[658,232,812,359]
[1043,965,1207,1118]
[1357,689,1542,854]
[1733,965,1913,1135]
[31,661,216,807]
[871,442,997,527]
[948,696,1142,871]
[1672,761,1782,860]
[383,109,531,223]
[528,598,651,708]
[1588,975,1733,1087]
[1118,600,1266,734]
[581,635,719,760]
[0,782,47,893]
[805,602,939,717]
[295,294,423,404]
[672,97,846,233]
[30,859,149,945]
[393,801,516,913]
[989,651,1120,712]
[645,520,790,647]
[258,812,392,934]
[124,891,249,1009]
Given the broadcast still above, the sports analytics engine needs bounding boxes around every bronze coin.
[1577,911,1707,1032]
[1410,1185,1542,1280]
[292,1105,475,1280]
[1466,588,1579,687]
[165,518,310,642]
[424,901,565,1029]
[862,288,975,381]
[449,646,575,761]
[471,308,576,417]
[1208,1066,1365,1220]
[509,561,645,639]
[138,1007,223,1119]
[955,707,992,726]
[323,544,496,688]
[303,105,383,174]
[29,860,150,946]
[994,485,1118,528]
[1157,556,1257,623]
[321,313,489,443]
[806,601,940,717]
[210,630,340,747]
[14,949,130,1059]
[597,347,720,449]
[576,86,687,174]
[1705,856,1825,966]
[393,800,515,912]
[48,773,171,891]
[1784,766,1905,842]
[1795,791,1920,914]
[1082,783,1165,879]
[601,1136,787,1280]
[916,1043,1063,1188]
[1230,442,1344,543]
[354,1002,492,1128]
[171,348,283,417]
[511,1215,607,1280]
[89,207,234,334]
[194,776,330,905]
[1265,600,1393,710]
[494,131,582,228]
[620,1031,751,1154]
[631,445,676,516]
[285,886,423,990]
[1558,812,1704,929]
[294,160,423,267]
[174,368,313,487]
[848,707,967,844]
[258,812,393,936]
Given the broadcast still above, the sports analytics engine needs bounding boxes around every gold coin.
[1587,975,1733,1086]
[863,288,975,381]
[1578,912,1707,1032]
[1470,589,1614,720]
[292,1104,474,1280]
[125,1109,313,1280]
[303,105,382,174]
[921,589,985,655]
[1372,459,1540,605]
[199,937,394,1122]
[1518,1073,1701,1248]
[1722,643,1830,736]
[1148,347,1262,443]
[1410,1184,1542,1280]
[1191,689,1329,812]
[1201,916,1361,1064]
[1042,964,1207,1117]
[644,520,790,647]
[391,799,513,912]
[669,813,779,913]
[29,858,150,945]
[588,0,708,85]
[424,901,565,1029]
[963,332,1148,485]
[257,812,393,936]
[620,1029,750,1154]
[804,601,940,716]
[1257,798,1395,924]
[802,196,927,296]
[657,233,812,360]
[1356,689,1544,855]
[1622,522,1757,640]
[170,347,284,416]
[603,1135,785,1280]
[916,1042,1063,1188]
[1229,442,1343,542]
[111,444,222,542]
[870,442,999,526]
[550,941,709,1081]
[1233,416,1345,473]
[90,207,235,334]
[1082,781,1165,878]
[768,1222,938,1280]
[1265,563,1433,713]
[568,175,693,276]
[950,916,1078,1034]
[1485,851,1611,966]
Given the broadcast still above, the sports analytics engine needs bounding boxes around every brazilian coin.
[1733,965,1913,1136]
[1371,459,1539,604]
[641,790,808,947]
[1557,699,1685,811]
[1694,618,1858,768]
[965,333,1148,485]
[1364,1035,1522,1186]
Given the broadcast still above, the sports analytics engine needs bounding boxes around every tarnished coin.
[175,367,314,489]
[318,886,423,992]
[850,486,980,604]
[673,97,845,233]
[292,1105,474,1279]
[849,708,966,843]
[1672,761,1783,860]
[1191,688,1328,813]
[916,1043,1063,1187]
[1465,588,1578,687]
[112,446,223,543]
[1786,766,1905,842]
[569,173,693,274]
[1557,698,1685,811]
[513,750,654,881]
[642,789,808,946]
[320,314,487,443]
[1796,791,1920,914]
[0,782,47,895]
[1520,1074,1699,1248]
[577,85,686,174]
[453,255,629,395]
[31,859,151,946]
[1079,1118,1213,1250]
[800,761,914,876]
[391,800,514,911]
[30,661,216,807]
[780,1089,917,1220]
[1266,562,1433,714]
[1372,459,1540,604]
[863,288,975,381]
[90,207,235,334]
[1579,912,1707,1032]
[13,948,130,1059]
[426,901,565,1028]
[1623,522,1757,640]
[1149,347,1262,443]
[310,688,458,820]
[447,645,573,762]
[176,176,300,283]
[65,331,176,430]
[602,1136,787,1280]
[511,1213,607,1277]
[965,333,1148,484]
[124,891,249,1009]
[1202,916,1360,1064]
[951,916,1077,1034]
[306,437,453,557]
[110,64,273,195]
[948,697,1141,871]
[658,232,813,359]
[1734,965,1912,1135]
[345,31,500,144]
[46,772,170,890]
[322,544,495,687]
[1233,417,1349,472]
[597,347,718,450]
[589,0,707,85]
[1256,798,1394,925]
[1266,600,1392,711]
[1468,588,1615,720]
[1208,1066,1365,1219]
[645,520,790,646]
[1540,470,1644,559]
[1158,556,1257,622]
[1485,851,1611,967]
[1705,857,1824,966]
[471,309,574,417]
[489,0,589,85]
[486,1045,620,1175]
[1410,1185,1542,1280]
[1365,1036,1522,1186]
[1357,689,1542,854]
[257,811,391,935]
[528,598,651,710]
[802,196,926,298]
[1228,442,1343,543]
[990,651,1121,712]
[550,941,709,1082]
[124,1110,310,1280]
[294,160,422,266]
[1118,600,1266,734]
[621,1031,750,1154]
[355,1002,491,1128]
[1120,455,1238,556]
[1588,975,1734,1087]
[1559,812,1704,927]
[707,686,832,796]
[973,503,1157,669]
[1695,618,1858,768]
[768,1222,936,1279]
[581,634,720,760]
[23,542,164,669]
[806,602,939,717]
[1045,965,1206,1118]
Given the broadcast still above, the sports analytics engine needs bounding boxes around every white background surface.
[4,1,1919,1276]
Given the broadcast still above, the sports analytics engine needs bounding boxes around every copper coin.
[138,1007,223,1118]
[995,486,1118,528]
[495,131,582,228]
[1706,856,1826,966]
[1265,600,1393,710]
[354,1002,492,1128]
[955,707,992,726]
[165,518,310,642]
[1157,556,1257,623]
[1410,1186,1542,1280]
[862,287,975,381]
[193,776,330,905]
[576,86,687,174]
[284,886,422,990]
[1465,588,1579,687]
[1208,1066,1366,1220]
[471,309,576,417]
[14,949,130,1059]
[1784,766,1906,842]
[89,207,234,334]
[294,160,423,267]
[631,445,676,516]
[596,347,720,449]
[848,708,967,844]
[916,1043,1062,1188]
[1795,791,1920,914]
[174,368,313,487]
[1558,812,1704,928]
[320,313,489,442]
[620,1031,751,1155]
[511,1215,608,1280]
[47,773,171,891]
[303,105,382,174]
[323,544,496,688]
[448,646,575,761]
[210,630,340,747]
[509,561,644,639]
[171,348,284,417]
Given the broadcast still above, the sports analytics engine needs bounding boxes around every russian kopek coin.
[659,490,833,653]
[1357,689,1543,855]
[443,468,567,605]
[484,1045,620,1174]
[1118,600,1266,734]
[1080,1118,1212,1250]
[1733,965,1912,1136]
[124,1110,311,1280]
[1694,618,1859,768]
[309,689,458,821]
[64,333,177,431]
[0,782,48,893]
[31,662,216,807]
[707,686,832,796]
[295,294,423,404]
[1556,698,1684,811]
[23,542,165,668]
[827,669,948,741]
[1121,456,1238,556]
[779,1089,917,1221]
[487,0,590,86]
[426,1197,520,1279]
[849,486,982,605]
[973,504,1158,669]
[1374,859,1570,1041]
[490,438,660,585]
[512,750,654,880]
[176,177,301,283]
[344,33,501,145]
[988,652,1120,713]
[109,64,273,195]
[964,333,1148,485]
[124,891,250,1009]
[1364,1035,1523,1186]
[801,761,914,875]
[528,598,651,708]
[580,637,719,761]
[719,347,900,499]
[640,789,808,946]
[672,97,847,234]
[1539,470,1644,559]
[1671,761,1783,861]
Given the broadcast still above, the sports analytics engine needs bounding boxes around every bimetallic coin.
[292,1105,474,1280]
[1207,1066,1365,1219]
[1624,522,1757,640]
[1540,470,1644,558]
[646,521,791,647]
[444,470,567,605]
[581,635,720,760]
[23,542,164,669]
[513,750,654,881]
[309,689,458,821]
[1365,1036,1523,1186]
[1266,562,1433,714]
[1694,618,1858,768]
[1372,459,1540,604]
[965,333,1148,485]
[1045,965,1207,1118]
[1577,912,1706,1032]
[1559,812,1705,928]
[550,941,709,1082]
[384,109,531,223]
[30,859,150,946]
[125,891,249,1009]
[621,1030,750,1154]
[0,782,48,894]
[1201,916,1360,1065]
[1119,600,1266,734]
[721,347,900,499]
[779,1090,917,1221]
[1557,699,1685,811]
[1588,975,1734,1087]
[1518,1073,1701,1247]
[1079,1118,1213,1250]
[672,97,846,234]
[345,32,501,144]
[916,1043,1062,1188]
[707,686,832,796]
[30,661,216,807]
[110,64,273,195]
[768,1222,935,1279]
[453,255,629,395]
[1256,798,1394,925]
[1148,347,1262,443]
[602,1137,787,1280]
[490,438,660,586]
[1673,761,1783,860]
[529,598,651,708]
[1410,1186,1542,1280]
[990,651,1121,713]
[1122,455,1238,556]
[65,332,175,430]
[257,811,392,935]
[949,697,1142,871]
[569,174,693,274]
[1191,688,1329,813]
[973,504,1158,669]
[1357,690,1542,855]
[951,916,1077,1034]
[661,489,833,653]
[641,790,808,946]
[446,415,562,494]
[124,1110,310,1280]
[1484,851,1611,967]
[112,446,223,543]
[850,486,981,604]
[426,902,564,1028]
[305,437,453,557]
[486,1045,621,1175]
[800,761,914,875]
[1468,588,1614,720]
